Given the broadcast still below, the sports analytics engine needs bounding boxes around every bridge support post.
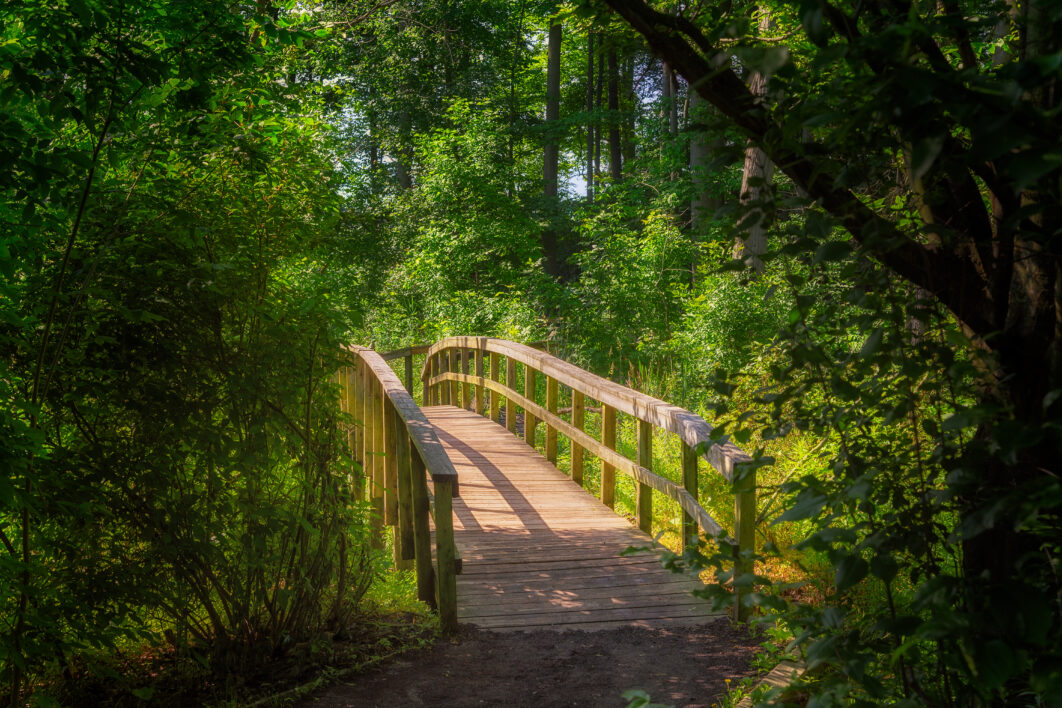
[601,405,616,508]
[461,348,471,410]
[384,398,399,528]
[545,377,558,464]
[636,420,653,534]
[448,349,460,407]
[475,349,485,416]
[370,377,385,549]
[523,366,538,447]
[404,352,414,395]
[571,391,584,485]
[356,361,368,501]
[505,358,517,434]
[434,479,459,633]
[681,442,699,549]
[489,353,501,423]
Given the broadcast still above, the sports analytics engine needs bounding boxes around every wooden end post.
[505,357,517,434]
[394,415,415,570]
[356,361,368,501]
[601,405,616,508]
[475,348,485,416]
[637,419,653,535]
[734,464,756,622]
[681,441,698,549]
[410,447,435,607]
[572,390,585,485]
[523,365,538,447]
[434,478,459,633]
[440,351,451,405]
[545,377,558,464]
[489,352,500,423]
[461,348,471,410]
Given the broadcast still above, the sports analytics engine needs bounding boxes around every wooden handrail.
[419,336,756,621]
[339,345,459,632]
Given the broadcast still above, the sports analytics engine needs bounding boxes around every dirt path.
[301,620,758,708]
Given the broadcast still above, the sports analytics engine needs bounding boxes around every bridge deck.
[423,405,723,631]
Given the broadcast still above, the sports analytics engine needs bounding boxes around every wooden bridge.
[337,338,754,632]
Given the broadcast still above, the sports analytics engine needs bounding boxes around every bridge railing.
[419,336,755,620]
[337,345,459,632]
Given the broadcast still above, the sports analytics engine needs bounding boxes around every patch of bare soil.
[301,620,759,708]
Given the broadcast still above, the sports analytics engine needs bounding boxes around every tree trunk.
[396,110,412,190]
[732,12,775,274]
[622,55,636,166]
[542,17,562,278]
[608,48,622,183]
[587,31,595,203]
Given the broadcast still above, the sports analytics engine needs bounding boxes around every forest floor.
[299,619,759,708]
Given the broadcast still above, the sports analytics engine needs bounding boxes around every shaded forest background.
[1,0,1060,705]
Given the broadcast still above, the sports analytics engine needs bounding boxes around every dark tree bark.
[542,17,563,278]
[587,31,595,203]
[608,48,622,182]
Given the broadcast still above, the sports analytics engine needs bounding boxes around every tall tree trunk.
[733,12,775,273]
[542,17,562,278]
[595,45,604,182]
[508,0,526,197]
[607,48,621,183]
[587,31,595,203]
[622,55,636,166]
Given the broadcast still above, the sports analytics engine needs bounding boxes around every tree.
[596,0,1062,701]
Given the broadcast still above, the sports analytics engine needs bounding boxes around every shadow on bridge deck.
[423,405,724,632]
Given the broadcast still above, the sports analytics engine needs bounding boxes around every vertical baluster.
[571,390,585,485]
[601,405,616,508]
[523,365,537,447]
[681,441,699,549]
[637,419,653,534]
[475,348,485,416]
[384,396,398,528]
[546,377,558,464]
[370,377,385,548]
[448,349,460,406]
[506,357,517,434]
[404,352,414,395]
[489,352,501,423]
[394,414,415,571]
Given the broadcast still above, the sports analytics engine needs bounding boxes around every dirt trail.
[301,620,758,708]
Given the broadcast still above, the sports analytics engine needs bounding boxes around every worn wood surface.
[424,405,722,632]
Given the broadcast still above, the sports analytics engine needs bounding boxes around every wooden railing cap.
[344,345,459,486]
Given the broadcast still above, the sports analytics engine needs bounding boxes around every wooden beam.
[489,352,501,423]
[602,404,616,508]
[524,365,538,447]
[572,390,585,485]
[546,377,558,464]
[637,419,652,535]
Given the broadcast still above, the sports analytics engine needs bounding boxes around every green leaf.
[813,241,851,265]
[859,328,883,357]
[870,555,898,584]
[910,135,944,183]
[835,554,868,591]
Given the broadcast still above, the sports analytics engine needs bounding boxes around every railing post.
[410,447,436,607]
[460,348,471,410]
[545,377,558,464]
[440,351,451,406]
[356,360,368,501]
[505,357,517,434]
[571,390,585,485]
[489,352,501,423]
[384,398,400,552]
[434,478,459,633]
[681,441,699,549]
[421,356,432,407]
[523,365,537,447]
[404,352,414,395]
[637,419,653,535]
[370,377,385,548]
[734,464,756,622]
[448,349,460,407]
[394,415,415,571]
[475,348,485,416]
[601,405,616,508]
